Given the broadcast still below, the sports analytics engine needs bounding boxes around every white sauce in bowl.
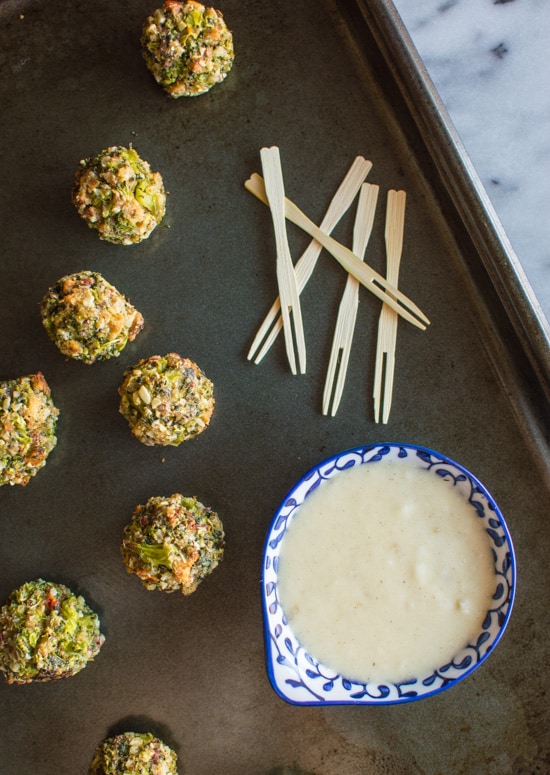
[277,460,496,684]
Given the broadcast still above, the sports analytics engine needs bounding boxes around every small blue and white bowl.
[261,443,516,706]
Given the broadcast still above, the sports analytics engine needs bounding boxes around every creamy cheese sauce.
[277,460,496,683]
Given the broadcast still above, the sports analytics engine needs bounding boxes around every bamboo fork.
[322,182,379,416]
[373,189,406,423]
[245,173,429,330]
[260,146,306,374]
[247,156,372,364]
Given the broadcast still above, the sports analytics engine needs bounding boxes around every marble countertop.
[392,0,550,326]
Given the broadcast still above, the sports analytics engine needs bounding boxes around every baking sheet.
[0,0,548,773]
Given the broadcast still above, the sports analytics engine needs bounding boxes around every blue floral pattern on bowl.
[261,443,515,705]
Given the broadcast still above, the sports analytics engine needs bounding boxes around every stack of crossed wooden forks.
[245,148,428,423]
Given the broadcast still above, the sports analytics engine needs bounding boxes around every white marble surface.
[392,0,550,326]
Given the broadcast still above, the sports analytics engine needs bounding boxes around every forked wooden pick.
[373,189,406,423]
[260,146,306,374]
[323,182,379,416]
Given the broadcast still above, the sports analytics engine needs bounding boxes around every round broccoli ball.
[141,1,234,98]
[72,146,166,245]
[118,353,215,446]
[121,494,224,594]
[89,732,179,775]
[41,271,145,364]
[0,579,105,684]
[0,372,59,487]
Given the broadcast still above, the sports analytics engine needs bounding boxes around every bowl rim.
[261,442,516,706]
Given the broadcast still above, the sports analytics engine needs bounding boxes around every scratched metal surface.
[0,0,548,773]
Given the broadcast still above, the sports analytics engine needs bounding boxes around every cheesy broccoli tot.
[118,353,214,446]
[141,1,234,97]
[72,146,166,245]
[121,494,224,594]
[88,732,179,775]
[0,372,59,487]
[41,271,144,363]
[0,579,104,684]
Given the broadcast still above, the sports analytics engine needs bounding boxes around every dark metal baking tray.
[0,0,548,772]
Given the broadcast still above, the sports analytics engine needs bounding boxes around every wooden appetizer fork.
[322,182,379,416]
[260,146,306,374]
[373,189,406,423]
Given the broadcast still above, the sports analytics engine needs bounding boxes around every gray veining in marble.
[392,0,550,323]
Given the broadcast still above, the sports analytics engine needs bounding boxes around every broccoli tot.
[121,494,224,594]
[41,271,144,363]
[0,579,105,684]
[118,353,215,446]
[141,1,234,97]
[72,146,166,245]
[0,372,59,487]
[89,732,179,775]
